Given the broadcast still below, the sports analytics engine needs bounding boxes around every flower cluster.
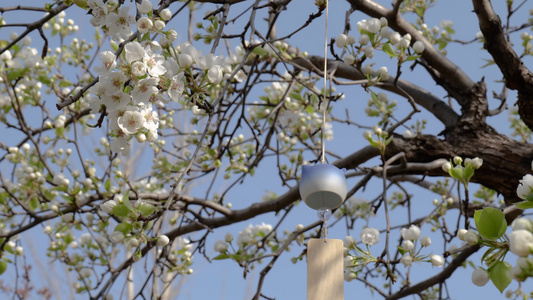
[509,217,533,281]
[364,91,397,125]
[398,225,444,268]
[363,125,391,155]
[343,231,379,282]
[211,223,279,268]
[333,196,375,221]
[335,17,426,84]
[441,156,483,189]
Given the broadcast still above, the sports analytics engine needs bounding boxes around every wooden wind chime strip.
[307,238,344,300]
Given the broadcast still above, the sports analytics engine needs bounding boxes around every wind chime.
[298,1,346,299]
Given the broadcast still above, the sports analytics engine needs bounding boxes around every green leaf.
[481,247,498,264]
[382,43,397,58]
[213,253,230,260]
[252,47,269,57]
[526,192,533,202]
[59,79,72,88]
[474,209,482,225]
[0,261,6,275]
[463,165,475,183]
[112,204,131,217]
[475,207,507,240]
[397,246,407,255]
[105,179,111,192]
[515,201,533,209]
[405,55,420,61]
[449,166,463,181]
[139,203,156,217]
[38,74,52,85]
[29,197,39,211]
[114,222,133,235]
[122,191,133,211]
[489,261,512,293]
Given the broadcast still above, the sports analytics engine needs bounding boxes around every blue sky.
[0,0,530,299]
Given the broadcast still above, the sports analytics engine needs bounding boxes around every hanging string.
[323,214,328,243]
[320,0,329,165]
[321,0,329,243]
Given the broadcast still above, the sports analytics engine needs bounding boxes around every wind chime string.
[321,0,329,243]
[320,0,329,166]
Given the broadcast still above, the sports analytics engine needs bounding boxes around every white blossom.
[343,54,355,65]
[100,199,117,214]
[364,46,374,58]
[360,227,380,245]
[168,72,185,101]
[509,230,533,257]
[110,231,124,243]
[214,240,227,252]
[344,236,355,248]
[400,225,421,241]
[464,230,478,245]
[359,34,370,45]
[380,26,393,39]
[431,255,444,267]
[136,17,153,34]
[157,234,170,247]
[335,34,348,48]
[160,8,172,21]
[43,226,53,235]
[131,77,158,105]
[471,268,489,286]
[225,232,233,242]
[389,32,401,45]
[517,174,533,200]
[400,254,413,267]
[470,157,483,169]
[106,6,134,40]
[442,161,452,173]
[377,66,389,81]
[412,41,425,53]
[53,172,70,186]
[401,240,414,252]
[136,0,152,14]
[94,50,116,74]
[402,129,416,139]
[143,50,166,77]
[207,65,223,84]
[125,41,144,64]
[420,236,431,247]
[366,18,381,34]
[117,110,144,135]
[512,217,533,232]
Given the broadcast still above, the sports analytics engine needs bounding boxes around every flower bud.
[225,232,233,242]
[214,240,227,252]
[400,254,413,267]
[471,268,489,286]
[110,231,124,243]
[420,236,431,247]
[509,230,533,257]
[344,236,355,248]
[412,41,425,53]
[160,9,172,21]
[464,230,478,245]
[430,254,444,267]
[157,234,170,247]
[400,225,421,241]
[335,34,348,48]
[401,240,414,252]
[442,162,452,173]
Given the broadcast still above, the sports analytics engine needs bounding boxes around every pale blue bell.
[299,164,347,210]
